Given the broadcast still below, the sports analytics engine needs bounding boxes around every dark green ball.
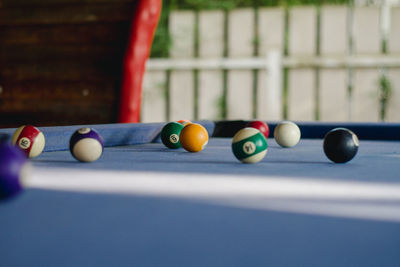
[161,122,184,149]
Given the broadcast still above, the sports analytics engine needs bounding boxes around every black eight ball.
[323,128,359,163]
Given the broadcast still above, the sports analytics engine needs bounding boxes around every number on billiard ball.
[323,128,359,163]
[70,128,104,162]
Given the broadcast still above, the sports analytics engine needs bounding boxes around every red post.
[118,0,162,123]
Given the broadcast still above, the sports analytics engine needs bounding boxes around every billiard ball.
[161,122,184,149]
[232,128,268,163]
[11,125,45,158]
[177,119,192,126]
[0,143,31,200]
[323,128,359,163]
[179,123,209,152]
[274,121,301,148]
[246,120,269,139]
[70,128,104,162]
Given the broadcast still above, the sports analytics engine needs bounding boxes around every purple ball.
[0,143,29,200]
[69,128,104,162]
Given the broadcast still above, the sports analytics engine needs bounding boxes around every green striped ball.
[231,128,268,163]
[161,122,184,149]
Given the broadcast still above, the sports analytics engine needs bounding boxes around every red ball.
[11,125,45,158]
[246,120,269,139]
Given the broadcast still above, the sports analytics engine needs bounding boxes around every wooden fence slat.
[198,10,224,120]
[170,71,195,121]
[321,6,348,55]
[1,61,119,82]
[198,71,223,120]
[386,70,400,122]
[1,0,133,7]
[320,71,349,121]
[0,81,115,100]
[199,10,224,58]
[353,7,381,54]
[227,71,253,119]
[288,7,317,121]
[0,23,130,45]
[257,8,284,120]
[258,8,285,57]
[0,4,134,25]
[169,11,195,59]
[388,7,400,53]
[352,7,381,122]
[289,8,316,56]
[320,6,349,121]
[227,8,254,120]
[288,70,315,120]
[0,45,124,64]
[169,11,195,121]
[228,9,254,57]
[141,71,167,122]
[353,69,380,122]
[386,8,400,122]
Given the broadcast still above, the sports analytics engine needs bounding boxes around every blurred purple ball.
[0,143,29,200]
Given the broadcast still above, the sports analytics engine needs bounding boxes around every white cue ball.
[274,121,301,148]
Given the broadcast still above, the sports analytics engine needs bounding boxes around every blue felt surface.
[1,123,400,267]
[31,138,400,182]
[1,189,400,267]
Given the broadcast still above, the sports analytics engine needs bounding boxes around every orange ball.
[179,123,209,152]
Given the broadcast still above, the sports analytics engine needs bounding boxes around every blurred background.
[1,0,400,127]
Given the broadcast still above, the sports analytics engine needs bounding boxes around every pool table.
[1,121,400,267]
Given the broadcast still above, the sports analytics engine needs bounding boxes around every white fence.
[142,4,400,123]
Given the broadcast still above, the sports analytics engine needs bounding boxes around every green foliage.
[216,95,226,120]
[169,0,239,10]
[151,2,171,58]
[379,75,392,121]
